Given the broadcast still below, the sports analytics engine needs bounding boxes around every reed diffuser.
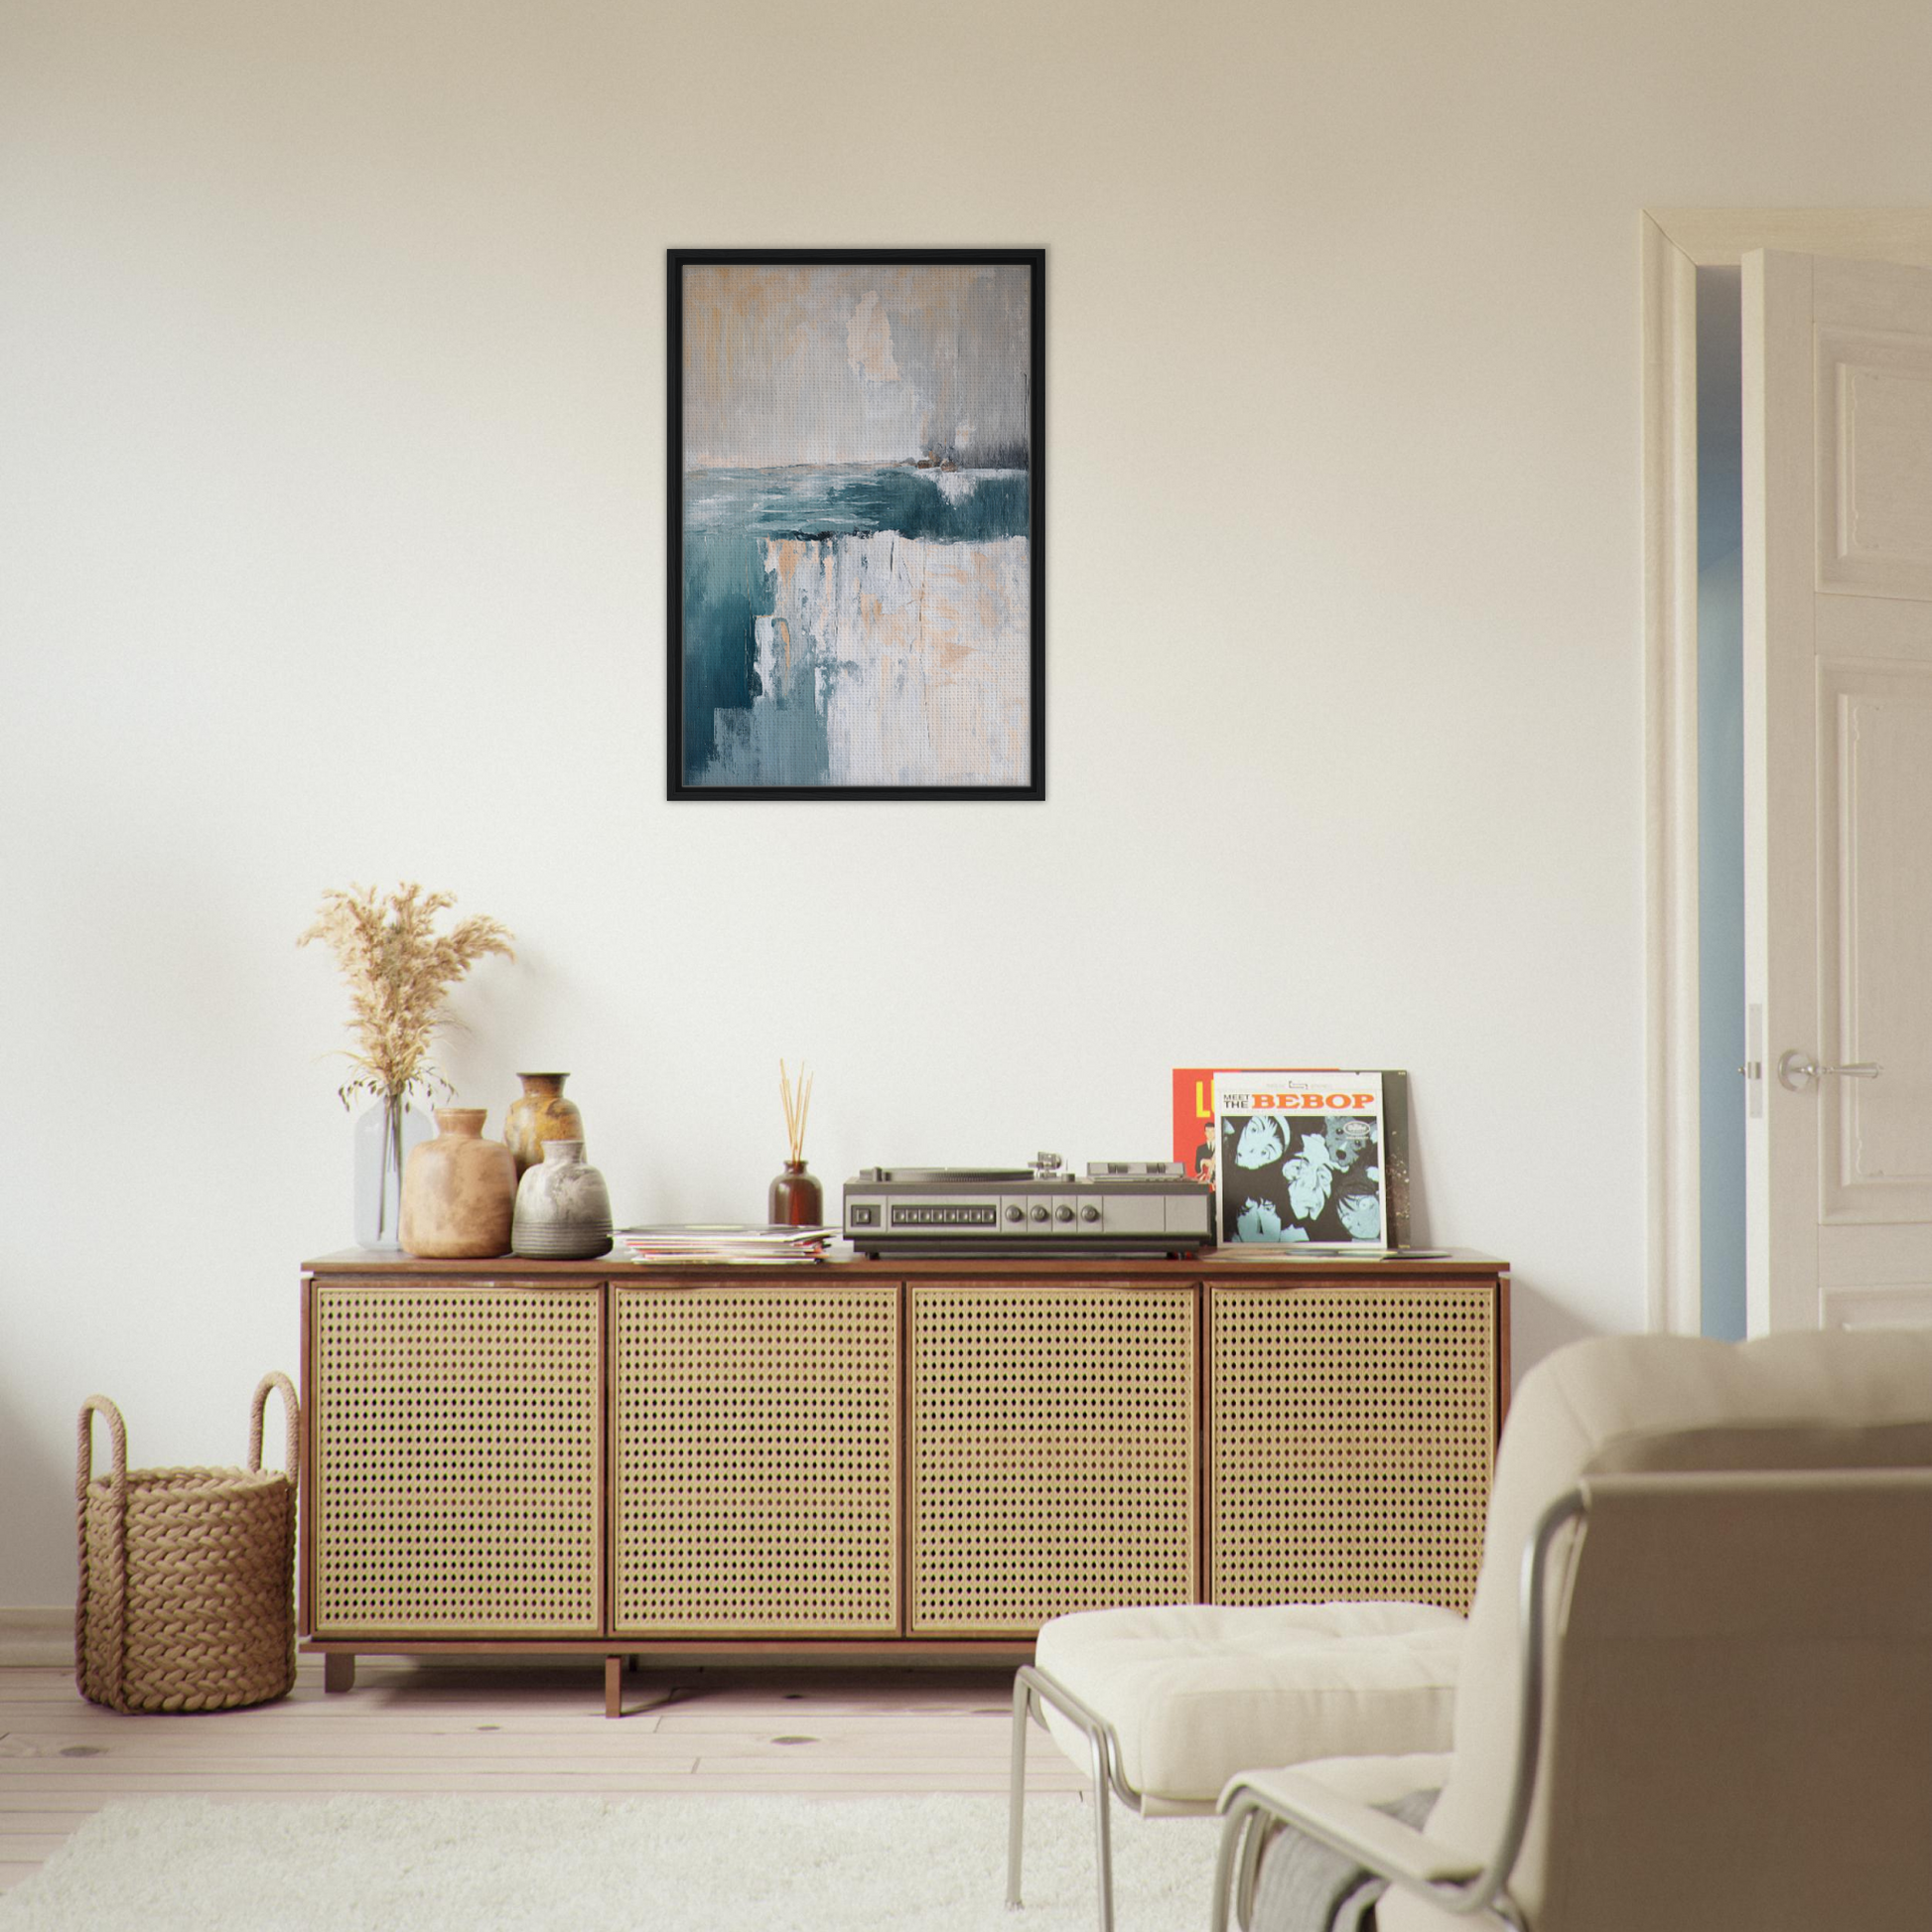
[768,1058,823,1227]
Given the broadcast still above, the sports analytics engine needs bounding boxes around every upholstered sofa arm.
[1221,1764,1474,1887]
[1211,1752,1506,1932]
[1236,1750,1452,1812]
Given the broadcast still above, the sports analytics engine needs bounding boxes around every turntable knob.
[1006,1204,1025,1222]
[1055,1204,1075,1223]
[1080,1205,1101,1223]
[1030,1205,1049,1223]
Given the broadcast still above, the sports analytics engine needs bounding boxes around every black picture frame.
[667,248,1045,801]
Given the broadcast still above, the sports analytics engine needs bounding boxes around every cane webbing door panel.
[612,1282,899,1634]
[312,1283,602,1635]
[908,1282,1197,1634]
[1208,1283,1494,1612]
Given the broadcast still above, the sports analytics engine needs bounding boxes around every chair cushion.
[1033,1601,1465,1811]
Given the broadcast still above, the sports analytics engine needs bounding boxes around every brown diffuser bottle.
[768,1059,824,1226]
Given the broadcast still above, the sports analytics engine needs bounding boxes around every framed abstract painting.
[667,248,1045,799]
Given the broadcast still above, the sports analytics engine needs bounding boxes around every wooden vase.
[400,1109,515,1258]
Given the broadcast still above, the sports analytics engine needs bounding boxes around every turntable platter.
[876,1166,1033,1182]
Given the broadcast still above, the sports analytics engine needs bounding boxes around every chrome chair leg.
[1007,1672,1031,1909]
[1211,1796,1263,1932]
[1089,1725,1115,1932]
[1236,1799,1270,1929]
[1006,1665,1137,1932]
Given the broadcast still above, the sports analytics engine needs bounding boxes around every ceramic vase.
[503,1072,586,1178]
[352,1095,433,1250]
[767,1160,824,1227]
[400,1109,515,1258]
[512,1140,614,1259]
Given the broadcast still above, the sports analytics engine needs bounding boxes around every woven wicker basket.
[75,1373,300,1714]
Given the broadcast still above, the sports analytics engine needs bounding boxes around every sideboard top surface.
[305,1247,1507,1282]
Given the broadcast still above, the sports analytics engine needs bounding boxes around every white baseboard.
[0,1606,71,1667]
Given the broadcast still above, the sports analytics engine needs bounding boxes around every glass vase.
[352,1094,432,1250]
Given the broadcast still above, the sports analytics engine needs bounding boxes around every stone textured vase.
[767,1160,824,1228]
[512,1140,614,1260]
[503,1073,586,1178]
[400,1109,515,1258]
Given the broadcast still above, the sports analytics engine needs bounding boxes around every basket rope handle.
[74,1394,130,1705]
[248,1371,301,1481]
[76,1395,127,1505]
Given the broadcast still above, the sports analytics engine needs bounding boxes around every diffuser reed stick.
[778,1058,813,1164]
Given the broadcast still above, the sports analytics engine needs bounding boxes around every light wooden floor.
[0,1656,1085,1892]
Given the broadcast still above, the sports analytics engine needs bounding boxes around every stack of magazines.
[613,1224,839,1265]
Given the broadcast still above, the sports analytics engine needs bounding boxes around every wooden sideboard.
[299,1250,1509,1714]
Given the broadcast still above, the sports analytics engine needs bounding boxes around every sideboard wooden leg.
[605,1654,622,1719]
[323,1652,355,1695]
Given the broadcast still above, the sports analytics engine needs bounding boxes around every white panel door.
[1745,250,1932,1331]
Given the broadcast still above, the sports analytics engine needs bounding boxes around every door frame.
[1641,209,1932,1334]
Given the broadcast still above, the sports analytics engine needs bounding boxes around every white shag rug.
[0,1793,1223,1931]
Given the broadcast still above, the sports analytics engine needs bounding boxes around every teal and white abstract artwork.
[669,252,1043,798]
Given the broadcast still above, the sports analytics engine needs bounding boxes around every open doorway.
[1696,267,1744,1340]
[1646,210,1932,1336]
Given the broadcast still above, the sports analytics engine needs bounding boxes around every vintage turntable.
[843,1153,1212,1257]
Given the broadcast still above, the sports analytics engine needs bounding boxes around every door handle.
[1776,1050,1882,1091]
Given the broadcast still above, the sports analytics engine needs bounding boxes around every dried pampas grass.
[298,883,515,1107]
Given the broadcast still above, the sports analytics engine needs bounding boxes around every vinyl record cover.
[1172,1067,1239,1184]
[1173,1067,1412,1248]
[1215,1071,1386,1246]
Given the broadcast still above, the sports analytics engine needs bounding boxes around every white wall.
[4,0,1928,1604]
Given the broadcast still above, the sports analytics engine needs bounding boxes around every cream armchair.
[1212,1328,1932,1932]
